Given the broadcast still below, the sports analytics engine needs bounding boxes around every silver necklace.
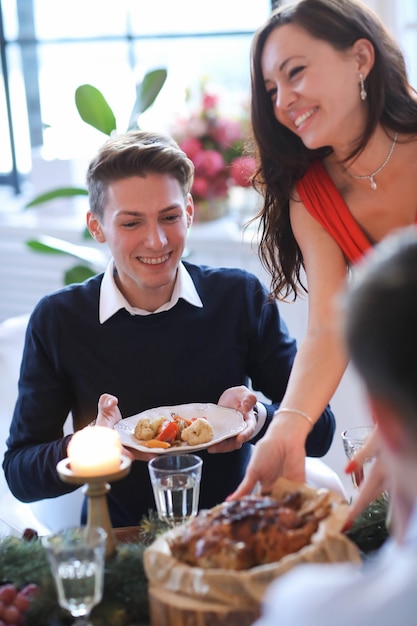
[347,132,398,190]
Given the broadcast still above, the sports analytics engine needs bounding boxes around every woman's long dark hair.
[251,0,417,300]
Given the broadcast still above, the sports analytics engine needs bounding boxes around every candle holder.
[56,454,131,557]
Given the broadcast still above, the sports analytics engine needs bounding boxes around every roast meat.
[169,492,327,570]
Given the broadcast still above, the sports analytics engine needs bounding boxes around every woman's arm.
[277,198,350,425]
[230,200,350,495]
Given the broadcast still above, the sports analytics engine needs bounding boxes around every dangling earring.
[359,73,367,101]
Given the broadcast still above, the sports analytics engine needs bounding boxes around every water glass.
[148,454,202,527]
[341,425,374,489]
[42,526,107,624]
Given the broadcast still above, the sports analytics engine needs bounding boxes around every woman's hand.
[344,424,417,541]
[207,385,257,454]
[344,427,388,527]
[227,410,310,498]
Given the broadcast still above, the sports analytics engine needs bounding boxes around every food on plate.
[180,417,214,446]
[169,491,330,570]
[134,417,164,441]
[134,412,214,448]
[141,439,171,449]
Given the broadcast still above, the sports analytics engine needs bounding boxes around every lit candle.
[67,426,122,476]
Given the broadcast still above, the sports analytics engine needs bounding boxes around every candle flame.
[68,426,122,476]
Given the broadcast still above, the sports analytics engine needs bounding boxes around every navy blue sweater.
[4,262,335,527]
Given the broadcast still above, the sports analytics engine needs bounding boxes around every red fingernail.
[342,519,354,532]
[345,459,359,474]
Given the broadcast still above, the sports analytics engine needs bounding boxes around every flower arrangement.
[172,88,256,220]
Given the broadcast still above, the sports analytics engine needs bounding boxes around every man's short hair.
[86,130,195,219]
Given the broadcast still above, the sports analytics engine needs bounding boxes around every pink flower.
[202,93,218,111]
[192,173,228,201]
[212,119,243,149]
[179,137,202,159]
[172,89,253,202]
[211,175,229,197]
[230,156,256,187]
[192,176,210,199]
[193,149,225,177]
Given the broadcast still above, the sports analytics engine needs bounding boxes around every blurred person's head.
[344,227,417,492]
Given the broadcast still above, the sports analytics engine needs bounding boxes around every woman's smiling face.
[261,23,366,152]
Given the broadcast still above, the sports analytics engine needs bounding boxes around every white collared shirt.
[99,260,203,323]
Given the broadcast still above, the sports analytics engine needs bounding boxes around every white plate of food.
[115,402,245,454]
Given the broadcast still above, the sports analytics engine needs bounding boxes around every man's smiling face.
[88,173,193,311]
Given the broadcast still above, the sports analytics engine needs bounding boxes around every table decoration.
[0,495,389,626]
[57,455,131,559]
[346,494,389,554]
[0,512,167,626]
[171,84,256,222]
[58,426,131,557]
[67,427,123,477]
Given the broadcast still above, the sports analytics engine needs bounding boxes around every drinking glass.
[148,453,202,527]
[341,425,374,489]
[42,526,107,625]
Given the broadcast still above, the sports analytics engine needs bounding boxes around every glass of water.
[341,425,375,489]
[148,453,202,527]
[42,526,107,625]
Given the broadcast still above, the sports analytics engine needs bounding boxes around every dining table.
[0,496,389,626]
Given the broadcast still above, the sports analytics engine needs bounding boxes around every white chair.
[305,456,348,500]
[29,489,84,533]
[0,314,84,536]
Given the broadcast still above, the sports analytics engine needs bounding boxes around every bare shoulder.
[289,195,347,288]
[289,194,338,250]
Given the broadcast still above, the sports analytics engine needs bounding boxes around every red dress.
[296,160,372,264]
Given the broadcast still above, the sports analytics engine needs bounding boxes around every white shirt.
[99,260,203,323]
[254,504,417,626]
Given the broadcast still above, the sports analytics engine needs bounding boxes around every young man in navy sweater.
[3,130,335,527]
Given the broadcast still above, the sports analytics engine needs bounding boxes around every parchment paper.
[144,478,361,608]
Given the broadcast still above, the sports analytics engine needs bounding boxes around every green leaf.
[127,69,167,130]
[75,84,117,135]
[26,240,66,254]
[26,235,108,267]
[64,264,97,285]
[140,69,167,111]
[25,187,88,208]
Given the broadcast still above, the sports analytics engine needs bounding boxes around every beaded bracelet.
[276,407,314,430]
